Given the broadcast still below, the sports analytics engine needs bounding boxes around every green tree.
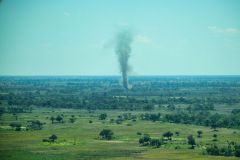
[187,135,196,149]
[163,131,173,140]
[175,131,180,136]
[56,115,63,123]
[50,116,55,124]
[69,115,76,123]
[197,130,203,138]
[139,134,151,146]
[27,120,43,130]
[9,122,21,130]
[150,139,161,148]
[0,107,5,118]
[49,134,57,142]
[99,129,114,140]
[99,113,107,120]
[213,134,218,141]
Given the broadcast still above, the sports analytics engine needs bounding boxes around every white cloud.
[134,35,162,49]
[208,26,240,34]
[64,11,71,16]
[225,28,240,33]
[134,35,153,44]
[117,22,129,27]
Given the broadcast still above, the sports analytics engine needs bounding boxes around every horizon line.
[0,74,240,77]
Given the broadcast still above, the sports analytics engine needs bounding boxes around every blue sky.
[0,0,240,75]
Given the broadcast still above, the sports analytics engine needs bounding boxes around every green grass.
[0,108,240,160]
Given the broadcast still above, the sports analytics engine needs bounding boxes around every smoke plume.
[114,29,133,90]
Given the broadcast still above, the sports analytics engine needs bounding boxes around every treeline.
[0,105,32,114]
[206,143,240,157]
[138,110,240,129]
[1,91,240,110]
[163,111,240,129]
[1,76,240,110]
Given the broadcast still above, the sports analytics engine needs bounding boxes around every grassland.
[0,108,239,160]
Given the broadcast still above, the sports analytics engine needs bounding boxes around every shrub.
[15,126,21,131]
[27,120,43,130]
[99,113,107,120]
[10,122,21,129]
[137,132,142,135]
[187,135,196,149]
[150,139,161,148]
[163,131,173,140]
[99,129,114,140]
[206,145,220,155]
[49,134,58,142]
[139,134,151,146]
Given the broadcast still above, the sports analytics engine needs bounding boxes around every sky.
[0,0,240,75]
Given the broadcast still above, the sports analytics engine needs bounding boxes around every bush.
[150,139,161,148]
[49,134,57,142]
[187,135,196,149]
[163,131,173,140]
[27,120,43,130]
[137,132,142,135]
[235,144,240,157]
[43,134,58,143]
[139,134,151,146]
[206,145,220,155]
[15,126,21,131]
[99,113,107,120]
[206,144,240,157]
[99,129,114,140]
[10,122,21,129]
[175,131,180,136]
[42,139,50,142]
[56,115,63,123]
[235,149,240,157]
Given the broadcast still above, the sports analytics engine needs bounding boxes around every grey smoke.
[114,29,133,90]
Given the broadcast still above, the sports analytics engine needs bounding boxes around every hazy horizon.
[1,0,240,75]
[1,74,240,77]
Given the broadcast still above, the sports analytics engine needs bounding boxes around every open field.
[0,108,240,160]
[0,76,240,159]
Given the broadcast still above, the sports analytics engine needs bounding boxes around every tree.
[163,131,173,140]
[69,115,76,123]
[99,129,114,140]
[175,131,180,136]
[99,113,107,120]
[143,104,154,111]
[139,137,144,145]
[139,134,151,146]
[27,120,43,130]
[137,132,142,135]
[150,139,161,148]
[206,145,220,155]
[56,115,63,123]
[0,107,5,118]
[235,144,240,157]
[213,134,218,141]
[49,134,57,142]
[213,134,217,138]
[197,130,203,138]
[13,113,18,120]
[15,126,21,131]
[50,116,55,124]
[187,135,196,149]
[9,122,21,130]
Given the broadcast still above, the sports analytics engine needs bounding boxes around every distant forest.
[0,76,240,129]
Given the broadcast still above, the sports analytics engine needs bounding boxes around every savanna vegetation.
[0,76,240,160]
